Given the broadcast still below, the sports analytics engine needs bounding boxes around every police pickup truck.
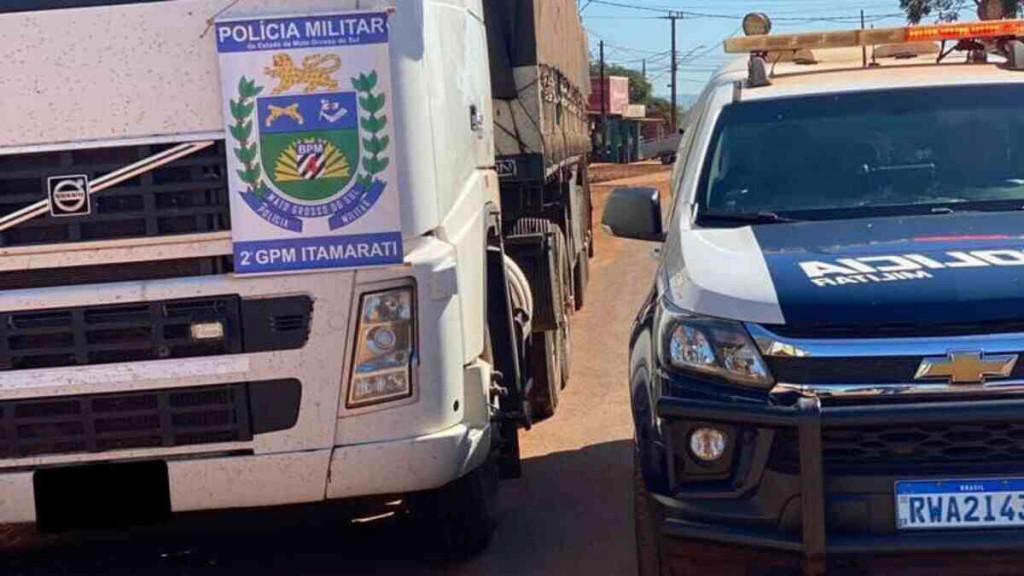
[603,14,1024,576]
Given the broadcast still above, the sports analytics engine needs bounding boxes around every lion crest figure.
[264,54,342,95]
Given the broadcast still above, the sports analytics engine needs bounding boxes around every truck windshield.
[697,84,1024,223]
[0,0,168,13]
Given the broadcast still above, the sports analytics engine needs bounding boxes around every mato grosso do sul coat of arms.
[216,11,402,275]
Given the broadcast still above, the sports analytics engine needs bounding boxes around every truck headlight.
[656,301,772,388]
[347,285,416,408]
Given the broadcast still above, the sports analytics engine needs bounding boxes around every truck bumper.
[644,390,1024,575]
[326,421,491,499]
[0,421,490,526]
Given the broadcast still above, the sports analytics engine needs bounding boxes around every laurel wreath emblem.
[229,76,267,197]
[352,70,390,189]
[229,71,390,197]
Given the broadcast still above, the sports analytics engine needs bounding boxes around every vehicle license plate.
[896,479,1024,530]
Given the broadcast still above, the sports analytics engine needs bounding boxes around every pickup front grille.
[0,380,301,459]
[767,355,1024,385]
[0,141,229,248]
[775,422,1024,473]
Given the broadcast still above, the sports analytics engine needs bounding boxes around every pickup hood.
[674,212,1024,327]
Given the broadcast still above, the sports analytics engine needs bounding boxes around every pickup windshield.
[697,84,1024,223]
[0,0,167,13]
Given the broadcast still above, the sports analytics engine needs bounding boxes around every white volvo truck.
[0,0,590,553]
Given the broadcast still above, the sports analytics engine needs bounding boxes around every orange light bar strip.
[907,19,1024,41]
[724,18,1024,54]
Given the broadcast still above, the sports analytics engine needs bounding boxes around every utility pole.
[860,10,867,68]
[642,58,646,81]
[665,11,683,131]
[599,40,607,150]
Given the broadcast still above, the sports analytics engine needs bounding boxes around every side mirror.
[601,187,665,242]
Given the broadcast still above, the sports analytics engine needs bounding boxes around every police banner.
[216,10,402,275]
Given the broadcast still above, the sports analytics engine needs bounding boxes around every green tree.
[589,62,652,104]
[646,97,682,126]
[900,0,1019,22]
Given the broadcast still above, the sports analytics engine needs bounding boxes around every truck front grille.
[0,256,232,291]
[0,141,230,248]
[0,380,301,459]
[0,296,243,371]
[0,295,312,371]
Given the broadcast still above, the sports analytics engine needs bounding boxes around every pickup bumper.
[0,421,490,526]
[647,392,1024,575]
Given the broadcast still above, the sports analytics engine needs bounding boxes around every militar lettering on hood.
[800,250,1024,287]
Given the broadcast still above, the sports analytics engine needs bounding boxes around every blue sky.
[581,0,921,98]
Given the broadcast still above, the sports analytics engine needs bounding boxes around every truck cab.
[606,15,1024,576]
[0,0,591,552]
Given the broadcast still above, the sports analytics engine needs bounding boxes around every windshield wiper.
[698,210,801,225]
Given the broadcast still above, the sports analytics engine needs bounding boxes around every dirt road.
[0,164,670,576]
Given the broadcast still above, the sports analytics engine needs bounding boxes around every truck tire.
[573,241,589,311]
[635,450,666,576]
[554,227,571,391]
[514,219,571,418]
[412,459,499,556]
[528,329,561,419]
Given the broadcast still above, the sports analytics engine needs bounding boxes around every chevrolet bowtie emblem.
[914,351,1019,385]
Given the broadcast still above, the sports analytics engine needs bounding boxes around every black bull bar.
[657,396,1024,575]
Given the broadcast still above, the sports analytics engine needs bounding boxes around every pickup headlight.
[656,301,773,388]
[347,285,416,408]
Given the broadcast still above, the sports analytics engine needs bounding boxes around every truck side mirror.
[601,187,665,242]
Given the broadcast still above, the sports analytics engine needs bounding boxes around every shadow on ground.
[0,440,634,576]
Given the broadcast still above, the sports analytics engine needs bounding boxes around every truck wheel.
[635,450,666,576]
[412,459,499,556]
[558,314,571,392]
[528,329,561,419]
[555,230,572,391]
[573,244,589,311]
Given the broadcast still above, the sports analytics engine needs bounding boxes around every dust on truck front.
[0,0,513,552]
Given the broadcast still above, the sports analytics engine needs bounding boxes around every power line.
[585,0,905,24]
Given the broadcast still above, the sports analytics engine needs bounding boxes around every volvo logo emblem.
[47,175,91,217]
[914,351,1019,385]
